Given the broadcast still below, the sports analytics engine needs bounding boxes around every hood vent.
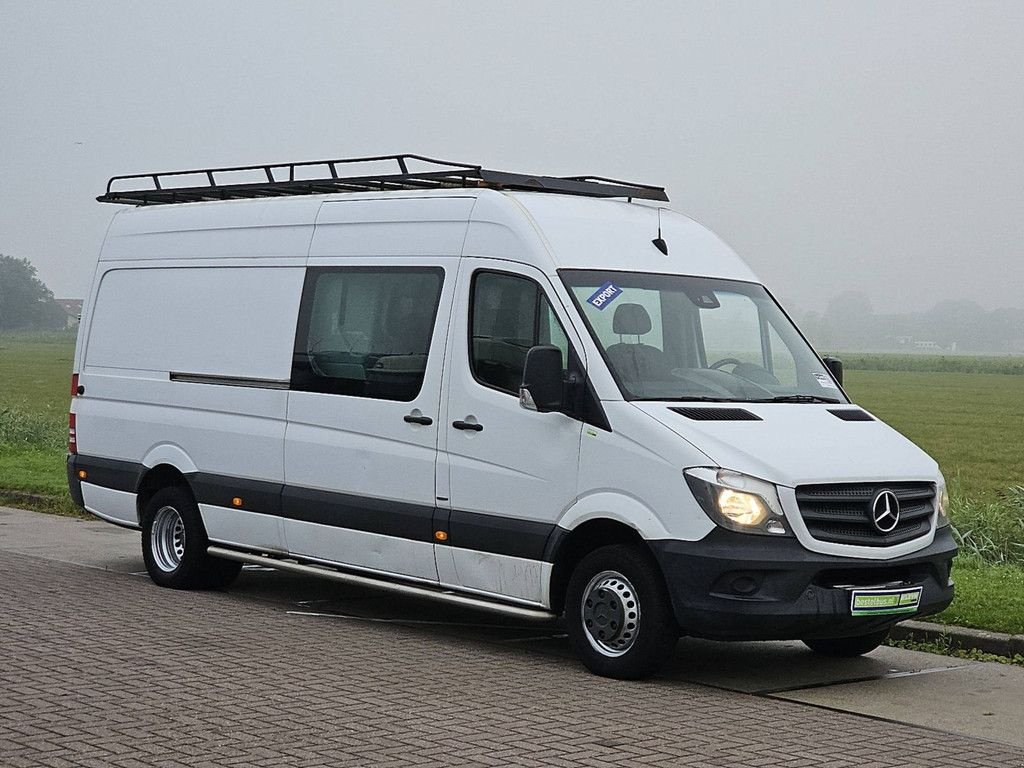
[670,407,762,422]
[828,408,874,422]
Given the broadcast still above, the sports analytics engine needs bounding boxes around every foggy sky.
[2,1,1022,313]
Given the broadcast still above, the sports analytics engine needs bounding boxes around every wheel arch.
[135,463,195,522]
[547,517,655,616]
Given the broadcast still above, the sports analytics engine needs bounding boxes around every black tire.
[141,485,242,590]
[803,628,890,657]
[565,543,679,679]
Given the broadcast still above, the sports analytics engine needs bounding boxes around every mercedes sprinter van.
[69,155,956,678]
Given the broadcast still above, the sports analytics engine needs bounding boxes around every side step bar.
[208,546,558,623]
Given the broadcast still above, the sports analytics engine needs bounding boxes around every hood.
[632,402,939,488]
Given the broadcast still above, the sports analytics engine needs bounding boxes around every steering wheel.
[709,357,743,370]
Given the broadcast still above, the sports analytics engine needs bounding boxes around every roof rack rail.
[97,153,668,206]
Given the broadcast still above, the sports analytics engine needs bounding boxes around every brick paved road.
[1,552,1022,768]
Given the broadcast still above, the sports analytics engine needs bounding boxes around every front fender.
[557,491,674,540]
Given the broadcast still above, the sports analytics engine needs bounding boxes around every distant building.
[913,340,940,350]
[55,299,83,329]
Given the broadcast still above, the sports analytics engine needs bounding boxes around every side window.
[292,267,444,401]
[470,271,570,395]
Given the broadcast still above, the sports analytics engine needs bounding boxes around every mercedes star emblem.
[871,490,901,533]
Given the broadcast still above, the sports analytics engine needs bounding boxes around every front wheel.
[803,629,890,657]
[141,486,242,590]
[565,543,679,679]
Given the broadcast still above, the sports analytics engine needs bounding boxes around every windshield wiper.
[658,396,745,403]
[754,394,842,404]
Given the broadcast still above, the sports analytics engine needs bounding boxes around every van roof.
[99,187,759,284]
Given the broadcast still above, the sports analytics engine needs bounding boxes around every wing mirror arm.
[822,356,844,386]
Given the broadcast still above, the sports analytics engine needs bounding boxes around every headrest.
[612,303,652,335]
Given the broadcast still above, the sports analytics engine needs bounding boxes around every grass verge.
[931,556,1024,635]
[887,636,1024,668]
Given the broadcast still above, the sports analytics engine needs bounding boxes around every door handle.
[404,413,433,426]
[452,420,483,432]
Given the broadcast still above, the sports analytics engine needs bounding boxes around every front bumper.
[650,527,957,641]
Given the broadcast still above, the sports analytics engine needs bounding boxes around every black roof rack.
[97,153,669,206]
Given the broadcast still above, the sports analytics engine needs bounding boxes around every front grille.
[794,482,935,546]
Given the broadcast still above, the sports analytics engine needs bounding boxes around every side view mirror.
[520,345,564,412]
[822,356,844,386]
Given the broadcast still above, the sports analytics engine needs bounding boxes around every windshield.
[561,270,847,403]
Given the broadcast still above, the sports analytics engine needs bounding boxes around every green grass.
[845,369,1024,503]
[0,331,77,413]
[839,352,1024,376]
[0,331,76,508]
[934,556,1024,635]
[887,636,1024,667]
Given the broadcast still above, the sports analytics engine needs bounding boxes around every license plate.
[850,587,922,617]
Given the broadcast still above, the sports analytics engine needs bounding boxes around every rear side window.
[470,271,569,395]
[292,267,444,401]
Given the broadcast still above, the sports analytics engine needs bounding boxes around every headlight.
[684,468,790,536]
[936,475,951,528]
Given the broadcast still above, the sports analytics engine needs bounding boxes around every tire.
[141,485,242,590]
[803,629,890,657]
[565,543,679,679]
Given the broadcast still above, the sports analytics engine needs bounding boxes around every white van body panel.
[632,401,939,488]
[568,401,715,542]
[200,504,285,554]
[85,265,303,381]
[280,521,438,583]
[141,444,198,474]
[508,193,759,283]
[309,196,477,257]
[99,197,321,262]
[81,483,138,527]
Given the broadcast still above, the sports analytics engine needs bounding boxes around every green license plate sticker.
[850,587,922,617]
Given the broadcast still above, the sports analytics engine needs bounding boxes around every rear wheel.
[803,629,890,657]
[565,543,679,679]
[141,486,241,590]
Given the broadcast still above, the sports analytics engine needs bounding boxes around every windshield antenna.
[652,209,669,255]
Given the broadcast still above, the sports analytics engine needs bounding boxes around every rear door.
[283,198,472,582]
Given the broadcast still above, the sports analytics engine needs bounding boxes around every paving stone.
[0,552,1021,767]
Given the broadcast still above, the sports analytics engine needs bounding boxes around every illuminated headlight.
[684,468,790,536]
[936,475,951,528]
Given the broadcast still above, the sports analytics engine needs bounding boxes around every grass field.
[1,333,1022,634]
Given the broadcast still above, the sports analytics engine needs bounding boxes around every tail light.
[68,373,80,454]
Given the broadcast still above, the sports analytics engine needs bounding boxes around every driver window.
[700,292,763,368]
[470,271,571,395]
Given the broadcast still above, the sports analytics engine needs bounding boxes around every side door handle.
[404,413,434,426]
[452,420,483,432]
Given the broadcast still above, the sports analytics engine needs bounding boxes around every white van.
[69,155,956,678]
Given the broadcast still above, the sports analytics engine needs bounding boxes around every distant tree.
[0,254,64,330]
[823,291,877,350]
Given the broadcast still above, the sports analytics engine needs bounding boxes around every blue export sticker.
[586,282,623,310]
